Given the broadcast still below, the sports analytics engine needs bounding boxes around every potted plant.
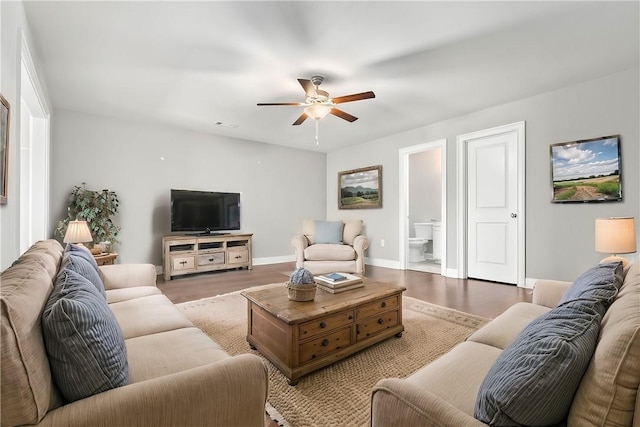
[56,183,120,251]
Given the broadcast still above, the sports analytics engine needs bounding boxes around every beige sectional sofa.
[371,259,639,426]
[1,240,268,427]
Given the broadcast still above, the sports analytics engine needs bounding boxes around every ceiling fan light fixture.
[304,104,331,120]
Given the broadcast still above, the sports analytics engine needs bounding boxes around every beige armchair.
[292,219,369,275]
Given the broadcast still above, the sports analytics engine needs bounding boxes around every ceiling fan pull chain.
[315,120,320,146]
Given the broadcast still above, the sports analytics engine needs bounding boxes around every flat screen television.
[550,135,622,203]
[171,189,241,234]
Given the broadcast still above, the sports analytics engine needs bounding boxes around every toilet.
[408,223,433,262]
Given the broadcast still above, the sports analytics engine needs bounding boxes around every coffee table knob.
[377,318,384,325]
[320,321,326,328]
[322,339,330,347]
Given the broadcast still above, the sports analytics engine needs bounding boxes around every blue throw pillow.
[61,252,106,299]
[314,220,344,244]
[65,243,100,272]
[558,261,623,316]
[42,269,128,402]
[475,300,601,426]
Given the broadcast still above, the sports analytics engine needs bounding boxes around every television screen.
[171,189,240,233]
[550,135,622,203]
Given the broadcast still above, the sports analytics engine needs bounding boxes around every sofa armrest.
[371,378,486,427]
[99,264,157,290]
[38,354,268,427]
[532,279,572,308]
[291,234,309,268]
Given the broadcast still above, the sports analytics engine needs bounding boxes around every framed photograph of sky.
[550,135,622,203]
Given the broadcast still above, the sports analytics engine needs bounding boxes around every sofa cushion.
[42,269,129,402]
[304,244,356,261]
[126,327,229,383]
[108,294,193,339]
[568,258,640,426]
[314,220,344,244]
[474,300,601,426]
[1,242,65,426]
[61,252,107,299]
[467,302,550,350]
[558,261,624,315]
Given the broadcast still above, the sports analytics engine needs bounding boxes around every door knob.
[511,213,517,218]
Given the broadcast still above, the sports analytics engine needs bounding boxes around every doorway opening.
[399,140,447,275]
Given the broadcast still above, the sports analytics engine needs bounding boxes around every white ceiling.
[22,1,639,153]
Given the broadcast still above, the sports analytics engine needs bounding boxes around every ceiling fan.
[257,76,375,126]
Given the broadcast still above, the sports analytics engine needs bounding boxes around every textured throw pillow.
[42,269,128,402]
[474,300,601,426]
[61,252,106,299]
[65,243,100,272]
[558,261,623,315]
[314,220,344,244]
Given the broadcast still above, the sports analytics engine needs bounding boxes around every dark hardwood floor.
[158,262,531,318]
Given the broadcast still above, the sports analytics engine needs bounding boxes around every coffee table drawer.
[299,327,352,364]
[357,310,399,341]
[299,311,355,339]
[356,295,398,320]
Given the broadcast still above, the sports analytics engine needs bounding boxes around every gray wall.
[408,149,441,237]
[327,68,639,281]
[51,109,326,266]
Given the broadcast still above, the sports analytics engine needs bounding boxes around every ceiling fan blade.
[330,108,358,122]
[292,113,308,126]
[257,102,301,106]
[332,91,376,104]
[298,79,317,96]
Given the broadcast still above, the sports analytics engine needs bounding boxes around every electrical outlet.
[380,239,385,247]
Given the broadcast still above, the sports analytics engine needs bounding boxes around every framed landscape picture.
[0,94,10,205]
[550,135,622,203]
[338,165,382,209]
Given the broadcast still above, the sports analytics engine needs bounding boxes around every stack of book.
[314,272,364,293]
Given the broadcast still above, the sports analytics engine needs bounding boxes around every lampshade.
[64,220,93,244]
[595,217,636,266]
[304,104,331,120]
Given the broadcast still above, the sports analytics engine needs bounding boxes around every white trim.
[19,31,51,242]
[524,277,537,289]
[456,121,526,286]
[365,257,402,270]
[398,139,447,276]
[252,255,295,265]
[446,267,460,278]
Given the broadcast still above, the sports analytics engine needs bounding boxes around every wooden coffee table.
[241,280,405,385]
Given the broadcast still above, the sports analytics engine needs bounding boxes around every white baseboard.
[365,258,403,270]
[253,255,295,266]
[523,277,537,289]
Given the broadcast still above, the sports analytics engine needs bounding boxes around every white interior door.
[457,122,525,286]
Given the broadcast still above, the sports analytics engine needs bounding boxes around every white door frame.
[456,122,525,286]
[19,31,51,252]
[398,139,447,275]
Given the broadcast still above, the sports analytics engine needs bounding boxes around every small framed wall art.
[0,94,10,205]
[550,135,622,203]
[338,165,382,209]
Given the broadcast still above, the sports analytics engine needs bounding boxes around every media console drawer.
[171,256,195,271]
[198,252,225,266]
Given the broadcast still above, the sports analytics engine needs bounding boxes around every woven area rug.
[177,289,489,427]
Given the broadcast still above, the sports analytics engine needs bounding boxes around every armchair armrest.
[532,279,572,308]
[38,354,268,427]
[291,234,310,268]
[353,235,369,275]
[371,378,486,427]
[98,264,157,290]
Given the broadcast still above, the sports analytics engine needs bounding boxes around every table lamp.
[63,220,93,246]
[595,217,637,267]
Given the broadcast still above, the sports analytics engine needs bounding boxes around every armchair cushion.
[314,220,344,244]
[343,220,363,245]
[304,244,356,261]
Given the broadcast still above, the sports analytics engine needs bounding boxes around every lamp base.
[600,255,629,268]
